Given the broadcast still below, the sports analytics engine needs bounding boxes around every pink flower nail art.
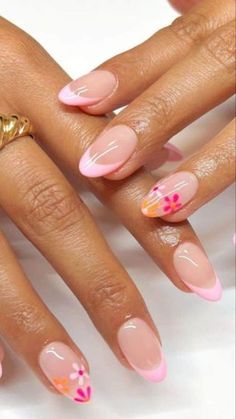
[74,386,92,403]
[70,362,89,386]
[141,171,199,218]
[163,193,182,213]
[39,342,92,404]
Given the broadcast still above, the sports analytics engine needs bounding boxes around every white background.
[0,1,235,418]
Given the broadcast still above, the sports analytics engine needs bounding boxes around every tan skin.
[81,0,235,222]
[0,0,233,394]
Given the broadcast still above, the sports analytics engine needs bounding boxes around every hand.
[0,16,222,404]
[60,0,235,222]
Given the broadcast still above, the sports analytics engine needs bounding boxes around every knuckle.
[20,178,83,236]
[201,22,236,73]
[139,93,175,136]
[9,303,47,336]
[86,274,129,313]
[0,19,47,80]
[170,12,210,44]
[0,28,34,68]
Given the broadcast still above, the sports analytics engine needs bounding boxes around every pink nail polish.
[79,125,138,177]
[117,318,167,382]
[173,242,222,301]
[58,70,117,106]
[164,143,183,162]
[0,345,4,379]
[39,342,91,403]
[141,171,199,218]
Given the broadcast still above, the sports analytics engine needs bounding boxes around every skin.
[0,16,209,394]
[80,0,235,217]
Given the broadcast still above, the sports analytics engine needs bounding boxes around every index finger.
[58,0,234,114]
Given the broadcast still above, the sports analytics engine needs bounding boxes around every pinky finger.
[0,230,91,403]
[141,119,235,222]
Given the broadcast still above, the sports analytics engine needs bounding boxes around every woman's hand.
[0,16,222,403]
[61,0,235,222]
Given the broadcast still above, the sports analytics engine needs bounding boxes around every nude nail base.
[118,318,167,383]
[39,342,91,404]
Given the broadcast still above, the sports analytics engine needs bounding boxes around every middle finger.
[78,19,235,180]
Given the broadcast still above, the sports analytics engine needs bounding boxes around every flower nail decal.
[163,194,182,213]
[39,342,92,404]
[141,172,199,218]
[52,361,91,403]
[70,362,89,386]
[74,386,92,403]
[53,377,70,394]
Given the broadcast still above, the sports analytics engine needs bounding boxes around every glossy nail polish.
[118,318,167,382]
[79,125,138,177]
[0,345,4,379]
[173,242,222,301]
[39,342,91,403]
[164,143,183,162]
[141,171,199,218]
[58,70,117,106]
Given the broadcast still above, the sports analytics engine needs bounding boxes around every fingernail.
[0,346,4,379]
[117,318,167,382]
[164,143,183,162]
[79,125,138,177]
[173,242,222,301]
[141,171,199,218]
[58,70,117,106]
[39,342,91,403]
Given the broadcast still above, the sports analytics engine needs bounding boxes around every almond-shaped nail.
[39,342,91,403]
[118,318,167,382]
[173,242,222,301]
[79,125,138,177]
[58,70,117,106]
[141,171,199,218]
[0,345,4,379]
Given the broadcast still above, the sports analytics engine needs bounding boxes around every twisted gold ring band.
[0,114,33,150]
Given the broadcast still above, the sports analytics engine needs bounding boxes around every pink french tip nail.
[164,143,183,162]
[58,70,117,107]
[173,242,223,302]
[0,345,4,379]
[79,125,138,178]
[141,171,199,218]
[118,318,167,383]
[39,342,92,404]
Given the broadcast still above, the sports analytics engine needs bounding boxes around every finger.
[58,0,234,114]
[0,228,91,403]
[142,119,236,221]
[0,135,167,382]
[1,18,222,301]
[168,0,202,14]
[77,19,235,179]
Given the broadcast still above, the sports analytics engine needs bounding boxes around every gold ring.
[0,114,33,151]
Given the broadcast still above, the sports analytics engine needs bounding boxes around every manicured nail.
[117,318,167,382]
[141,171,199,218]
[0,345,4,379]
[58,70,117,106]
[173,242,222,301]
[39,342,91,403]
[79,125,138,177]
[164,143,183,162]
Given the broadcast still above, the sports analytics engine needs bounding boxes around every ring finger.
[0,132,167,383]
